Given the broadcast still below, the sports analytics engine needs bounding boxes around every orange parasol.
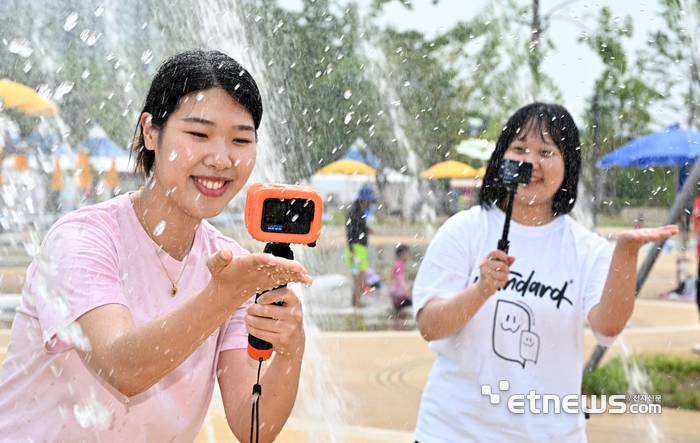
[76,150,93,189]
[105,157,120,190]
[51,157,63,191]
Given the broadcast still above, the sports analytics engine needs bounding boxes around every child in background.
[390,244,412,310]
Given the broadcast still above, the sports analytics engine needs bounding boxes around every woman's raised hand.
[206,249,313,311]
[476,249,516,297]
[615,225,679,252]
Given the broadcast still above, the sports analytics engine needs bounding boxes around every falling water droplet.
[195,92,205,101]
[81,69,90,79]
[153,221,166,237]
[63,12,78,31]
[22,61,32,73]
[8,38,33,58]
[344,112,354,124]
[73,393,113,431]
[168,151,178,162]
[343,90,352,99]
[121,99,132,117]
[140,49,153,64]
[94,5,104,16]
[254,15,262,22]
[403,81,411,87]
[391,100,401,107]
[80,30,102,46]
[234,159,241,166]
[53,82,74,100]
[278,86,285,94]
[614,16,621,23]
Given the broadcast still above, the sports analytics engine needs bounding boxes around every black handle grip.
[247,242,294,360]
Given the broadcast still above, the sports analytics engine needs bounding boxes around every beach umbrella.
[318,159,376,176]
[76,150,93,189]
[597,124,700,168]
[0,79,59,116]
[51,157,63,191]
[105,157,120,190]
[420,160,477,179]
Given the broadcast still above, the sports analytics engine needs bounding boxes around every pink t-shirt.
[0,193,252,441]
[390,259,409,299]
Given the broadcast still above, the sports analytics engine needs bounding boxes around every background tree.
[579,6,664,223]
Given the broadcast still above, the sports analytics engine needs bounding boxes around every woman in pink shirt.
[0,49,312,442]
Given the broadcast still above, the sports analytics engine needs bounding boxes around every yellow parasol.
[76,150,93,189]
[14,154,29,171]
[0,79,59,116]
[105,157,120,190]
[317,159,376,176]
[51,157,63,191]
[420,160,477,179]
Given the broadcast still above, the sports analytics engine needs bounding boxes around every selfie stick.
[497,182,519,254]
[247,242,294,362]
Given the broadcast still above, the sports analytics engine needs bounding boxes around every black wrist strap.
[250,358,263,443]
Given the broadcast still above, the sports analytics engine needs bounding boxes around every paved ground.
[191,296,700,443]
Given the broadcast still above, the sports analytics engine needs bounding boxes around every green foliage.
[0,0,156,147]
[637,0,700,129]
[578,6,660,213]
[582,353,700,411]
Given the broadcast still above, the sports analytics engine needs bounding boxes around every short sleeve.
[412,211,477,317]
[581,241,617,346]
[220,296,254,351]
[32,216,125,347]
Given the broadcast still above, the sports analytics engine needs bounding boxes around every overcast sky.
[286,1,669,123]
[375,1,666,120]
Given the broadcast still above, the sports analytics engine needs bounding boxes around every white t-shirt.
[413,206,615,443]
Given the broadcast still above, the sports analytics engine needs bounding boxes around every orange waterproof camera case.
[244,183,323,245]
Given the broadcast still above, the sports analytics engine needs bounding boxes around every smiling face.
[502,121,565,224]
[141,87,257,221]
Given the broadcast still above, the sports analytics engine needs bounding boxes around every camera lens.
[290,199,314,222]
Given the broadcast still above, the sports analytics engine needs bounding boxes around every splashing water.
[73,390,113,431]
[153,220,166,236]
[63,12,79,32]
[618,338,666,443]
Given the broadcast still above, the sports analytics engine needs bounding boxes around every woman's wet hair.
[477,102,581,216]
[131,49,263,177]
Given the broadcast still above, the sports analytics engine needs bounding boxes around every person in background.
[345,185,377,307]
[390,243,413,311]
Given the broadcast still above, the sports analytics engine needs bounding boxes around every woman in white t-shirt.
[412,102,678,443]
[0,49,311,442]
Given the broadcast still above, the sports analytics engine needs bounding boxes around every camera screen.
[263,200,287,225]
[499,159,532,184]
